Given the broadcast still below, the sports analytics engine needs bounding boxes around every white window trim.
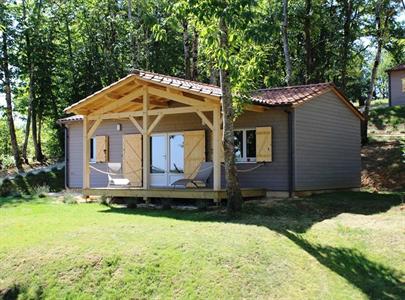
[234,128,257,163]
[90,137,97,163]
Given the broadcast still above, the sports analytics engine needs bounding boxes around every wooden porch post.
[213,105,221,191]
[82,116,90,189]
[142,87,150,189]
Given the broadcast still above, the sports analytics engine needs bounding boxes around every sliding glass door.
[150,133,184,187]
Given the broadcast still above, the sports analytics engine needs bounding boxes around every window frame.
[402,78,405,93]
[234,128,257,163]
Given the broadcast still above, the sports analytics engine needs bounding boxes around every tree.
[186,0,263,217]
[362,0,395,144]
[1,3,23,172]
[218,15,243,216]
[281,0,292,85]
[303,0,313,83]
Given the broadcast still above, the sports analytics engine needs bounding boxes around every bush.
[0,167,65,196]
[0,154,15,169]
[32,185,50,198]
[63,193,77,204]
[0,179,15,197]
[13,175,30,195]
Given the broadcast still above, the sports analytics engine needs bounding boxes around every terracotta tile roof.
[64,70,222,113]
[251,83,333,106]
[57,115,84,124]
[135,70,222,97]
[386,64,405,72]
[61,70,363,123]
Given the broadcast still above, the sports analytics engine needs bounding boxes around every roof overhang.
[64,70,223,116]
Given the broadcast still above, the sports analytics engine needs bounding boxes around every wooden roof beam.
[148,86,212,108]
[88,87,143,117]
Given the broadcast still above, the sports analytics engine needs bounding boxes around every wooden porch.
[64,70,271,200]
[83,187,266,202]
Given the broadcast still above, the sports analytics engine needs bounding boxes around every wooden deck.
[83,187,266,202]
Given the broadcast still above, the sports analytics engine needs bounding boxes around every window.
[234,129,256,163]
[90,138,96,162]
[150,135,166,173]
[402,78,405,93]
[169,134,184,173]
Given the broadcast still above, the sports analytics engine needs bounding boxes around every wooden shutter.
[256,127,272,162]
[123,134,142,186]
[95,136,109,162]
[184,130,206,178]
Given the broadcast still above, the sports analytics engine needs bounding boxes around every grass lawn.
[0,192,404,299]
[368,105,405,140]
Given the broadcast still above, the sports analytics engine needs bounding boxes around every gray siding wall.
[389,70,405,106]
[66,110,289,190]
[231,110,289,190]
[294,91,361,190]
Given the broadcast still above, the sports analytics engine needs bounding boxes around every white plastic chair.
[107,163,130,187]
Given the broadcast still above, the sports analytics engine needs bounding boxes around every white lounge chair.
[172,162,213,188]
[107,163,130,187]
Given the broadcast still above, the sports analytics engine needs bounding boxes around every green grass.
[369,105,405,132]
[1,192,404,299]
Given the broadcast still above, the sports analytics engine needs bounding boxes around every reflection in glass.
[169,134,184,173]
[234,130,243,161]
[246,130,256,160]
[150,135,166,173]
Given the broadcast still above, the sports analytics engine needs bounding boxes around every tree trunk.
[191,27,198,81]
[21,0,33,164]
[2,30,23,172]
[219,17,243,218]
[362,3,389,144]
[38,105,44,162]
[31,102,44,162]
[127,0,138,68]
[304,0,313,83]
[182,19,191,79]
[22,67,34,164]
[340,0,352,91]
[210,67,219,85]
[282,0,292,85]
[65,13,79,103]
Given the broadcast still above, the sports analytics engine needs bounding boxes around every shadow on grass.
[369,106,405,131]
[285,231,405,300]
[101,191,405,299]
[0,195,49,208]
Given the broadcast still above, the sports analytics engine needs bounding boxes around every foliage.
[63,192,77,204]
[31,184,49,198]
[0,0,403,166]
[0,167,64,196]
[0,191,404,298]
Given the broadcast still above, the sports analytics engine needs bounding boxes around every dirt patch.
[361,141,405,191]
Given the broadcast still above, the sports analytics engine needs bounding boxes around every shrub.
[0,154,15,169]
[32,185,50,198]
[63,193,77,204]
[0,167,65,196]
[13,175,30,195]
[0,179,15,197]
